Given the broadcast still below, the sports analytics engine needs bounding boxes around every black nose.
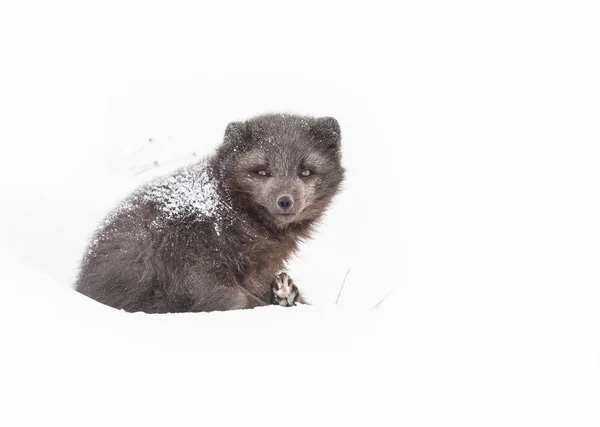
[277,196,294,211]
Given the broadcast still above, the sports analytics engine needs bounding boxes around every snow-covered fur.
[75,114,345,313]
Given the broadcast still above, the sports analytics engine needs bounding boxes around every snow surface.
[1,1,599,426]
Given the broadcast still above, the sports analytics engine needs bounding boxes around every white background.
[0,1,599,426]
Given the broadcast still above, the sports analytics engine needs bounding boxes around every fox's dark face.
[215,114,345,228]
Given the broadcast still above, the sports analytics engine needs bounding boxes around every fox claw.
[271,272,303,307]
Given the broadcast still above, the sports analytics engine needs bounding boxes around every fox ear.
[223,121,250,147]
[312,117,341,151]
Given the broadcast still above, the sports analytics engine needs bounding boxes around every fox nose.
[277,196,294,212]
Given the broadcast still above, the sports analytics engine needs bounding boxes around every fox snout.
[276,195,294,212]
[264,180,305,218]
[271,191,303,216]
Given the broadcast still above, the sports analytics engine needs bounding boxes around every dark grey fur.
[75,114,345,313]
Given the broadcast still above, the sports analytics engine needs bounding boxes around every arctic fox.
[75,114,345,313]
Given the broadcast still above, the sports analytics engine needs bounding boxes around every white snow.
[1,1,599,426]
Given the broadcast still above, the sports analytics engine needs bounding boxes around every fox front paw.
[271,272,303,307]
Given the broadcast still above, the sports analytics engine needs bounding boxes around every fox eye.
[300,170,311,177]
[256,170,268,176]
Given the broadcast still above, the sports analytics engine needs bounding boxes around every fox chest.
[235,238,298,297]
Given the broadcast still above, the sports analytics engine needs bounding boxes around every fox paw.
[271,272,303,307]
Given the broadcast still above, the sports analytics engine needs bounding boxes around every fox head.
[213,114,345,229]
